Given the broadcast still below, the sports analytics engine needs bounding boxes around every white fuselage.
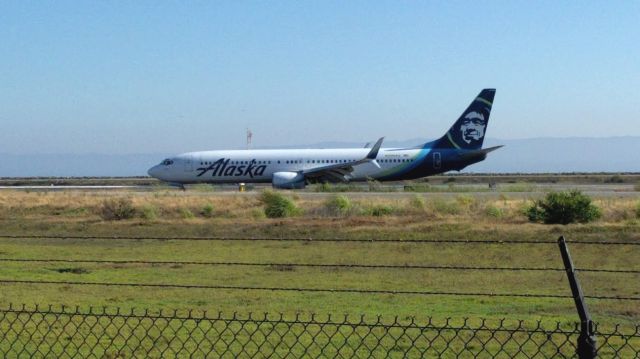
[147,89,499,187]
[148,147,426,184]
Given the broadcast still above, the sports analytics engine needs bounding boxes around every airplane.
[148,89,502,189]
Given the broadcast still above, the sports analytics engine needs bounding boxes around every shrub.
[455,194,475,207]
[62,207,88,217]
[526,190,601,224]
[409,195,426,210]
[179,208,195,219]
[201,203,215,218]
[404,184,432,192]
[314,183,332,192]
[140,205,158,221]
[525,205,545,222]
[636,201,640,219]
[251,208,266,219]
[313,183,362,192]
[99,198,136,220]
[367,180,382,192]
[431,199,461,215]
[259,191,299,218]
[325,195,352,216]
[605,175,624,183]
[366,205,395,216]
[484,205,504,218]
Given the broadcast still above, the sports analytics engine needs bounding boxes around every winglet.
[366,137,384,160]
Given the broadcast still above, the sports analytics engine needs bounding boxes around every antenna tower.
[246,128,253,150]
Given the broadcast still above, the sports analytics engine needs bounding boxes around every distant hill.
[2,137,639,177]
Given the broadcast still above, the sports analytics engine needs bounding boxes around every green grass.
[0,191,638,327]
[0,222,638,325]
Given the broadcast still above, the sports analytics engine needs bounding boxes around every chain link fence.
[1,304,638,358]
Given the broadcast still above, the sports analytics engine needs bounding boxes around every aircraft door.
[433,152,441,170]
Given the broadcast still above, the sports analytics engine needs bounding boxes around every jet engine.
[272,171,305,189]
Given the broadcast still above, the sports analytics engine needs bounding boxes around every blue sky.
[1,1,639,154]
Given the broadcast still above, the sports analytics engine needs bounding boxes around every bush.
[201,203,215,218]
[325,195,352,216]
[313,183,363,192]
[605,175,624,183]
[455,194,475,207]
[635,202,640,219]
[99,198,136,220]
[526,190,601,224]
[484,205,504,218]
[260,191,299,218]
[366,205,395,216]
[409,195,426,210]
[140,205,158,221]
[367,180,382,192]
[525,205,545,222]
[431,199,461,215]
[404,184,432,192]
[251,208,266,219]
[179,208,195,219]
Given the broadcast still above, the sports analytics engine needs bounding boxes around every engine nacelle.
[272,171,305,189]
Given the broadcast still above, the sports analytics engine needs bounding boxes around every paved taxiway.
[1,183,637,199]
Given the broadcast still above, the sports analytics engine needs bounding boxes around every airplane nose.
[147,165,159,178]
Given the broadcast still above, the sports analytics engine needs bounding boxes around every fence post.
[557,236,597,359]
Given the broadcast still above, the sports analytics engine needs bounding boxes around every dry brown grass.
[0,190,638,226]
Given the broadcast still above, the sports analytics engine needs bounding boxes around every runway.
[1,183,637,199]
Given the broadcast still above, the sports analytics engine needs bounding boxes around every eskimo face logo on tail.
[459,111,486,144]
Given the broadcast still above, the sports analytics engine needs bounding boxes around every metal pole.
[557,236,597,359]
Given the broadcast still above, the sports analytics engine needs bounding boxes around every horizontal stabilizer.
[458,145,503,161]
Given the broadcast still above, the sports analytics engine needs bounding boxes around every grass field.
[0,189,638,329]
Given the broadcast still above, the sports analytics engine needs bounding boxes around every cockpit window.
[161,159,174,166]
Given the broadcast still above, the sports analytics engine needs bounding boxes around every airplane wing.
[303,137,384,183]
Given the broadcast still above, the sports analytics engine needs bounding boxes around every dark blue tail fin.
[433,89,495,150]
